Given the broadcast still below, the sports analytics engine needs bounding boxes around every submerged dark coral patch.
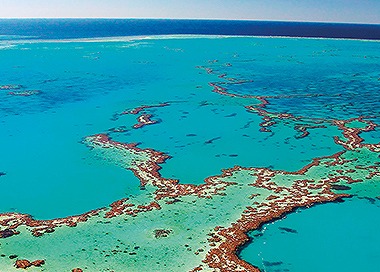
[278,227,298,234]
[262,261,283,267]
[0,229,19,239]
[154,229,172,238]
[204,137,221,145]
[225,113,237,118]
[331,184,351,190]
[358,196,376,204]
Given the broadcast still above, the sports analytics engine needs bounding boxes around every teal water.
[3,37,370,218]
[239,197,380,272]
[0,36,379,271]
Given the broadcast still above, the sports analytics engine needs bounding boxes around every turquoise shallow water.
[0,36,379,271]
[1,37,358,218]
[239,197,380,272]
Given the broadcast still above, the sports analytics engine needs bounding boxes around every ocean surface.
[0,19,380,40]
[0,19,379,271]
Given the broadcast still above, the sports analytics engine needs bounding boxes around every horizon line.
[0,17,379,26]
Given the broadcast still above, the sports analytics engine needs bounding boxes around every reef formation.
[0,49,379,271]
[1,102,379,271]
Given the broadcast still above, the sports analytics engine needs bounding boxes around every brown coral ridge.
[114,102,169,129]
[294,124,327,139]
[209,82,256,99]
[15,259,45,269]
[77,132,239,221]
[192,120,380,271]
[1,107,379,272]
[1,131,236,240]
[0,209,102,237]
[333,117,378,151]
[120,103,169,115]
[245,97,328,136]
[209,81,325,137]
[86,134,235,200]
[85,126,379,272]
[133,114,158,129]
[105,199,161,219]
[192,159,357,271]
[198,64,330,137]
[245,103,297,133]
[14,260,31,269]
[85,133,170,188]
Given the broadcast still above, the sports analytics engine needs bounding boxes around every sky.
[0,0,379,24]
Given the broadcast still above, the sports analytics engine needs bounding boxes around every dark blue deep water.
[0,19,379,40]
